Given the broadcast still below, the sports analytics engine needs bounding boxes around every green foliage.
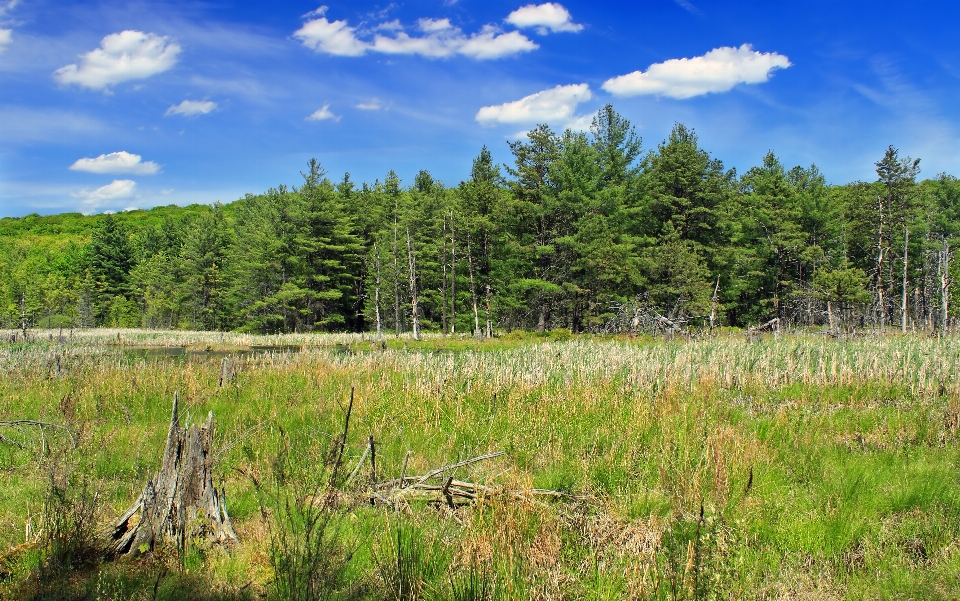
[1,107,958,333]
[254,432,361,601]
[813,263,871,306]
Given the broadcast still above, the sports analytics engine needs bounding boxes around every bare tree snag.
[466,232,481,339]
[406,226,420,340]
[107,393,236,557]
[218,357,235,387]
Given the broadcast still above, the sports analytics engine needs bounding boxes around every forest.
[2,105,958,335]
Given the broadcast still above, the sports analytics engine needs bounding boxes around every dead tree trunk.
[449,211,457,335]
[393,200,401,337]
[406,226,420,341]
[709,277,720,336]
[374,242,383,341]
[107,393,236,557]
[20,292,28,341]
[465,232,481,339]
[441,216,448,335]
[942,238,952,332]
[902,225,909,333]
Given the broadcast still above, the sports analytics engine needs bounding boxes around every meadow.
[0,329,958,600]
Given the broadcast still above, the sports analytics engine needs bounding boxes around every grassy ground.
[0,329,958,600]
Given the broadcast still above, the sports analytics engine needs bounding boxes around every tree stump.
[106,393,236,557]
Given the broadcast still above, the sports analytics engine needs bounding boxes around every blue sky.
[1,0,958,217]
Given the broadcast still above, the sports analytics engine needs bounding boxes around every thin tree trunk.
[466,233,481,339]
[485,283,492,339]
[827,300,835,334]
[406,226,420,340]
[441,216,448,335]
[902,225,909,333]
[393,201,400,336]
[374,242,382,341]
[709,277,720,336]
[450,212,456,335]
[942,239,951,332]
[876,193,886,329]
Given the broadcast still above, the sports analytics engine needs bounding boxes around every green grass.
[1,330,959,599]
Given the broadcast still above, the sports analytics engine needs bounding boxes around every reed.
[1,330,957,599]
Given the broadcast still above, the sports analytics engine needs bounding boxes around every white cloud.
[506,3,582,34]
[0,29,11,51]
[372,25,536,59]
[165,99,218,116]
[356,99,382,110]
[302,6,328,18]
[564,113,594,131]
[371,31,450,58]
[69,151,160,175]
[306,104,340,121]
[0,0,19,18]
[672,0,703,16]
[53,30,180,90]
[375,19,403,31]
[458,27,538,60]
[419,18,453,33]
[293,17,369,56]
[476,83,592,125]
[602,44,791,99]
[296,11,537,60]
[73,179,138,212]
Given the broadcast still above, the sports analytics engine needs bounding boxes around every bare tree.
[373,242,383,341]
[449,210,457,335]
[466,232,481,339]
[406,226,420,340]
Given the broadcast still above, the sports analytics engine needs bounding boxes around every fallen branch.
[0,419,77,447]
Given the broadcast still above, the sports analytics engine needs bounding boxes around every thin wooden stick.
[0,420,76,447]
[410,451,505,486]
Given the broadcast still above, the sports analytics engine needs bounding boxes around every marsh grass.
[1,330,958,599]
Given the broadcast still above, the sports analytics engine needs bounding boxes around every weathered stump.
[106,393,236,557]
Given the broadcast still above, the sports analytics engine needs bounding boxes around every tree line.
[2,105,958,335]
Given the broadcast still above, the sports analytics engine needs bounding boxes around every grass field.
[1,329,958,600]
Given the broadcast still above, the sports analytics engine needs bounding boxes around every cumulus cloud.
[375,19,403,31]
[53,30,180,90]
[602,44,790,99]
[458,27,538,59]
[0,0,18,51]
[306,104,340,121]
[356,99,382,110]
[69,151,160,175]
[419,18,453,32]
[506,3,583,34]
[476,83,592,125]
[73,179,138,212]
[302,6,328,18]
[295,8,537,60]
[165,99,218,116]
[293,14,368,56]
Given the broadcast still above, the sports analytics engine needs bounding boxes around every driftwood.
[106,393,236,557]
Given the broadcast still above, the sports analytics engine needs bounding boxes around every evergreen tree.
[88,213,133,324]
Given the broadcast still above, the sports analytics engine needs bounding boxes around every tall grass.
[1,331,958,599]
